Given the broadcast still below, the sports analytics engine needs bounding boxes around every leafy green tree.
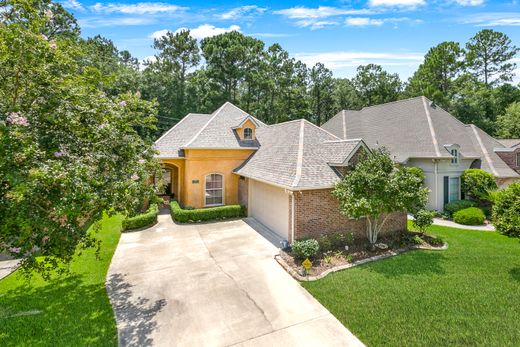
[497,102,520,138]
[412,210,435,234]
[309,63,334,125]
[201,31,264,104]
[407,41,464,109]
[465,29,519,87]
[333,149,429,248]
[353,64,403,107]
[332,78,362,112]
[0,2,159,277]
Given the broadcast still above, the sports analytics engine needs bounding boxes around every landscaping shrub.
[492,182,520,237]
[412,209,435,233]
[291,239,320,260]
[170,200,245,223]
[317,232,354,253]
[444,199,478,217]
[453,207,485,225]
[122,203,159,231]
[461,169,497,202]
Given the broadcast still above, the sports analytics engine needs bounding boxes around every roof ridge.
[183,103,227,147]
[323,138,362,143]
[342,110,347,139]
[303,119,341,140]
[291,120,305,188]
[471,124,499,176]
[421,96,442,157]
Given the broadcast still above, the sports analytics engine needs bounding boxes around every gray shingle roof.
[322,96,518,178]
[235,120,364,189]
[497,139,520,148]
[154,102,263,158]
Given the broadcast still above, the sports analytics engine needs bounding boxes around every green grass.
[302,222,520,346]
[0,214,123,347]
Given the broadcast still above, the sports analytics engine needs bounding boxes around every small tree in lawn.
[333,148,429,249]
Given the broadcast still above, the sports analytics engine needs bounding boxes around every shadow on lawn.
[367,250,446,278]
[0,275,117,346]
[509,267,520,282]
[107,273,167,347]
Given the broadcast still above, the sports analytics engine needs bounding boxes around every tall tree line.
[82,25,520,138]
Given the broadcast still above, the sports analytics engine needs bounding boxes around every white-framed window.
[449,176,460,202]
[243,128,253,140]
[516,152,520,167]
[450,148,459,165]
[205,173,224,206]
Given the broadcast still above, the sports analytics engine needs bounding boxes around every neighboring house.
[495,139,520,175]
[154,102,405,242]
[322,96,519,211]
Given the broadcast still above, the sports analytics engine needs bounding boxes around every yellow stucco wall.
[161,149,255,209]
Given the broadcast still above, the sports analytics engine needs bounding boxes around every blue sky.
[62,0,520,81]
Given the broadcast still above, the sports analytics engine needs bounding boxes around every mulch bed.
[280,231,445,278]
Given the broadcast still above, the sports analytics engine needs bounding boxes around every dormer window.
[451,148,459,165]
[244,128,253,140]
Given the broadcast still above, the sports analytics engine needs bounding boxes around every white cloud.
[60,0,84,11]
[274,6,374,19]
[463,12,520,26]
[79,17,155,28]
[295,51,424,69]
[453,0,484,5]
[150,24,241,41]
[91,2,187,15]
[368,0,425,8]
[346,17,384,26]
[219,5,267,20]
[296,20,339,30]
[249,32,295,38]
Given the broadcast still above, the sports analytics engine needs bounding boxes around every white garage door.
[248,179,290,240]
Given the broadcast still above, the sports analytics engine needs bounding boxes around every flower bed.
[279,231,446,280]
[122,203,159,231]
[170,200,246,223]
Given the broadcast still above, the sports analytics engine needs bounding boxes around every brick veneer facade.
[495,149,520,174]
[290,188,407,242]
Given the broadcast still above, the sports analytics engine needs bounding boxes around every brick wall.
[496,149,520,174]
[292,189,407,241]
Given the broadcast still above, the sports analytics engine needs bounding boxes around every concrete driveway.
[107,210,364,347]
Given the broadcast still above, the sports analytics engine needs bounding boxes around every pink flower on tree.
[119,101,127,107]
[99,123,108,129]
[131,173,139,181]
[6,112,29,127]
[41,34,48,41]
[42,236,50,243]
[54,150,66,158]
[49,42,58,49]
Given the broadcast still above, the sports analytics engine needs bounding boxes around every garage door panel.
[249,180,289,240]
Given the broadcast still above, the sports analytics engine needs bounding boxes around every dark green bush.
[444,199,478,217]
[412,209,435,233]
[429,236,444,247]
[122,203,159,231]
[492,182,520,237]
[461,169,497,202]
[317,233,354,253]
[453,207,485,225]
[170,201,245,223]
[291,239,319,260]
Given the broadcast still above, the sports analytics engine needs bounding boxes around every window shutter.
[443,176,449,206]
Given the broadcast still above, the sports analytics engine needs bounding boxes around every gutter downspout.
[433,159,438,210]
[289,191,295,243]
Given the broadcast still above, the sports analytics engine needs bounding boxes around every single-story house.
[322,96,519,211]
[154,101,405,242]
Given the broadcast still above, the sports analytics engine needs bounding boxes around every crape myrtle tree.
[333,149,429,249]
[0,0,160,277]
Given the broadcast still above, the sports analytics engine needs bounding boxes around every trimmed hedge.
[122,203,159,231]
[291,239,319,260]
[444,199,478,217]
[453,207,485,225]
[170,200,245,223]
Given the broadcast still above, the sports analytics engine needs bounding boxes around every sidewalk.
[407,215,495,231]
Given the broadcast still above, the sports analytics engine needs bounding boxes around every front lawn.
[0,215,122,347]
[302,223,520,346]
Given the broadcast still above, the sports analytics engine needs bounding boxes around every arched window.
[205,173,224,206]
[244,128,253,140]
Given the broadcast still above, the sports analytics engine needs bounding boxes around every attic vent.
[429,101,436,108]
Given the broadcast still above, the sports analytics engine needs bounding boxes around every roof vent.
[429,101,436,108]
